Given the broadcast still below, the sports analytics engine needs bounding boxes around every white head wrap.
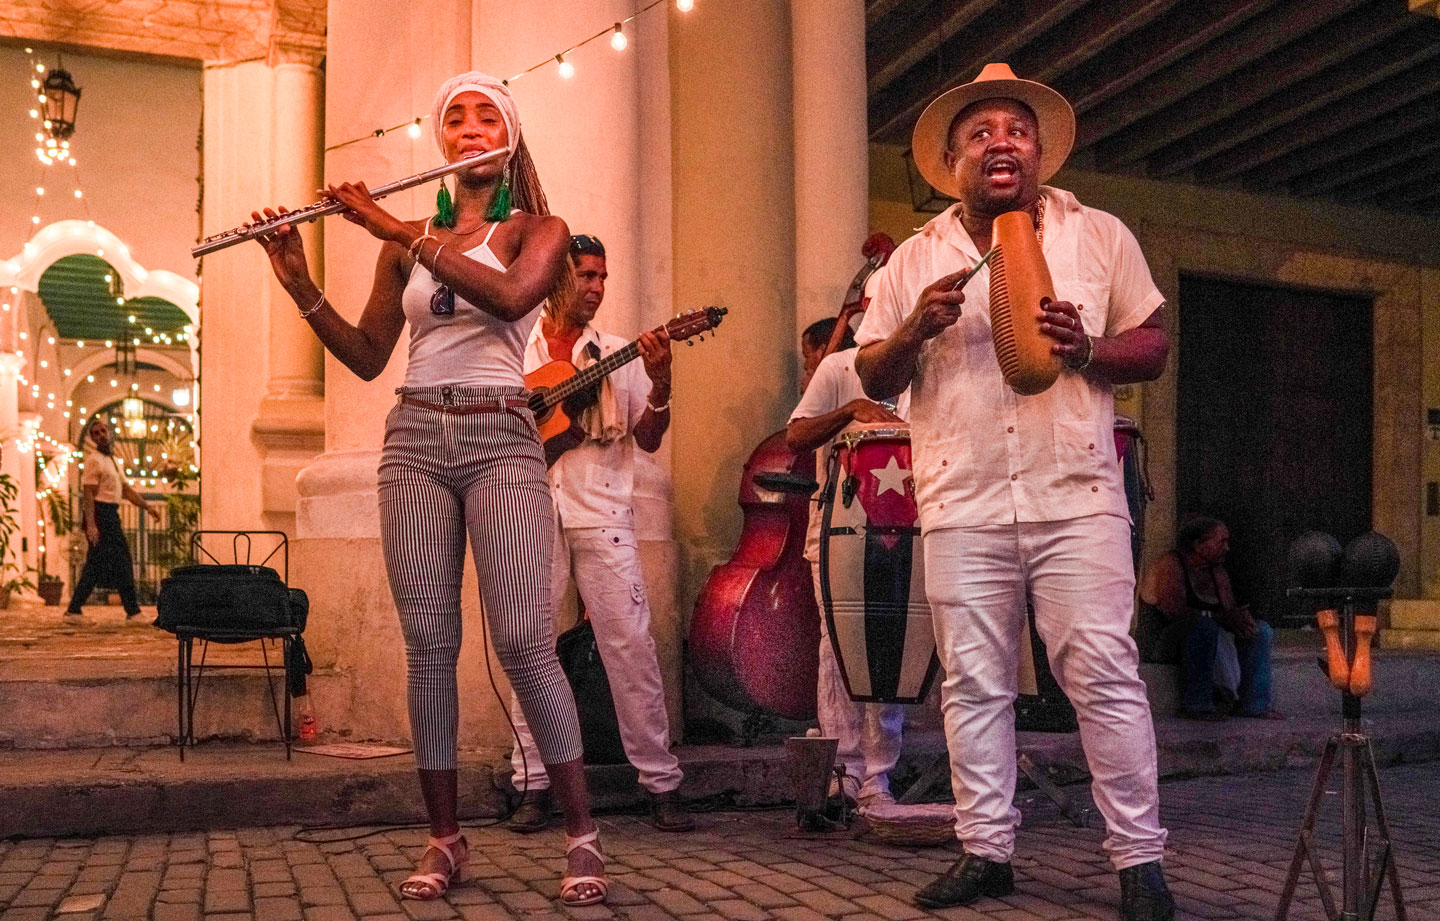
[430,71,520,161]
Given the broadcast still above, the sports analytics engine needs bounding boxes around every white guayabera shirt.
[856,186,1163,533]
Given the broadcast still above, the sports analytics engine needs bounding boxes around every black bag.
[156,565,307,637]
[555,617,626,765]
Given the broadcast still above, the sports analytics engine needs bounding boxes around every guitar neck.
[546,336,646,405]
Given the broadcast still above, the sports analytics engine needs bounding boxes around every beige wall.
[869,141,1440,600]
[0,47,200,282]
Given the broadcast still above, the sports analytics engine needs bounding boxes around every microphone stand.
[1274,586,1405,921]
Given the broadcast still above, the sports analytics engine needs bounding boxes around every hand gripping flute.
[191,148,507,258]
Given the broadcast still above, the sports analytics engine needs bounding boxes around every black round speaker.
[1286,531,1343,588]
[1341,531,1400,589]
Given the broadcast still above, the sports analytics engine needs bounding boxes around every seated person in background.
[1137,516,1278,720]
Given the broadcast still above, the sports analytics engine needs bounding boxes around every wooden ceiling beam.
[867,0,1002,97]
[1323,148,1440,205]
[1195,69,1440,184]
[1093,1,1413,169]
[1009,0,1180,87]
[1149,41,1440,179]
[867,0,1089,142]
[1291,124,1440,198]
[865,0,911,28]
[1227,94,1440,189]
[1057,0,1279,117]
[1373,179,1440,210]
[1072,0,1365,152]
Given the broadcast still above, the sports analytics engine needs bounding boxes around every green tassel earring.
[434,178,456,229]
[486,164,513,222]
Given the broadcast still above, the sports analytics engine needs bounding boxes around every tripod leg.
[1361,742,1406,921]
[898,751,951,805]
[1275,737,1339,921]
[1018,752,1088,828]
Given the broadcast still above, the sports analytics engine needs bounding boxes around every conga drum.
[818,423,940,704]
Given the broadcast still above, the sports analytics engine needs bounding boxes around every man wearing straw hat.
[855,65,1173,920]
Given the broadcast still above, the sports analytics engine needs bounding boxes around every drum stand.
[898,749,1090,828]
[1274,589,1405,921]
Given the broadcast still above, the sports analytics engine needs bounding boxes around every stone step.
[1138,645,1440,717]
[8,632,1440,749]
[4,709,1438,838]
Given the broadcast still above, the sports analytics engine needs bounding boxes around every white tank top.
[401,218,543,388]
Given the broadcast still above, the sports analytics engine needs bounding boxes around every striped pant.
[378,385,582,771]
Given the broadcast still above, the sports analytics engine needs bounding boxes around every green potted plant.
[0,474,36,609]
[35,487,72,605]
[36,570,63,606]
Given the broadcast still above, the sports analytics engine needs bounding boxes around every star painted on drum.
[872,456,912,497]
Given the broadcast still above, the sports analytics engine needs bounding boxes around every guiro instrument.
[191,148,507,258]
[988,209,1061,396]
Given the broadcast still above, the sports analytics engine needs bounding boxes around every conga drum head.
[819,423,939,704]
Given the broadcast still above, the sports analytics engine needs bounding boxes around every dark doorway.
[1177,276,1373,625]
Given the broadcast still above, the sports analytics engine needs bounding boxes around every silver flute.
[191,148,507,258]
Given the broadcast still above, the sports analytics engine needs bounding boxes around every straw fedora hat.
[911,63,1075,200]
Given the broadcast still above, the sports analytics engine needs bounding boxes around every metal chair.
[172,531,301,760]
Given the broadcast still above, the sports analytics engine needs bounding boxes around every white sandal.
[560,829,608,906]
[399,830,469,901]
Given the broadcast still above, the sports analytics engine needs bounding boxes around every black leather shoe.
[649,790,695,832]
[505,789,552,833]
[1118,861,1175,921]
[913,853,1015,908]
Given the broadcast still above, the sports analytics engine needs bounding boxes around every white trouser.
[811,561,905,800]
[510,524,683,794]
[925,515,1166,870]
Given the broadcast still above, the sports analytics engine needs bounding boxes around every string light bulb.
[556,54,574,79]
[407,117,422,139]
[611,23,628,51]
[677,0,694,10]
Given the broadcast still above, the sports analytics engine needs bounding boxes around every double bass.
[688,234,897,721]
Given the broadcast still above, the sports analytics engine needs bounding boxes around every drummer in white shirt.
[787,312,911,811]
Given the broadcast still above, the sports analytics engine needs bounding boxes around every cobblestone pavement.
[5,762,1438,921]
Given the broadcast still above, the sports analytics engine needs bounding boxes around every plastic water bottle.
[297,697,319,743]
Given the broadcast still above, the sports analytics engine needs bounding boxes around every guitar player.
[507,233,694,833]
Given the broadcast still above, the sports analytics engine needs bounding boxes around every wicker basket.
[862,803,955,847]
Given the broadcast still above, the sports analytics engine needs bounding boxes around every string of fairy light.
[326,0,695,152]
[11,48,198,495]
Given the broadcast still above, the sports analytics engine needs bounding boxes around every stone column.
[199,60,276,533]
[791,0,870,340]
[473,0,684,733]
[0,353,24,579]
[294,0,478,745]
[16,413,39,581]
[668,1,797,595]
[251,45,327,535]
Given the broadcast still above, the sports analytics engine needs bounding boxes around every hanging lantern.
[41,67,81,141]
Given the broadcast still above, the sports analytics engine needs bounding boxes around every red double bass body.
[687,232,897,722]
[688,432,819,720]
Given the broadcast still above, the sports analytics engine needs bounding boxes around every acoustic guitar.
[525,306,727,466]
